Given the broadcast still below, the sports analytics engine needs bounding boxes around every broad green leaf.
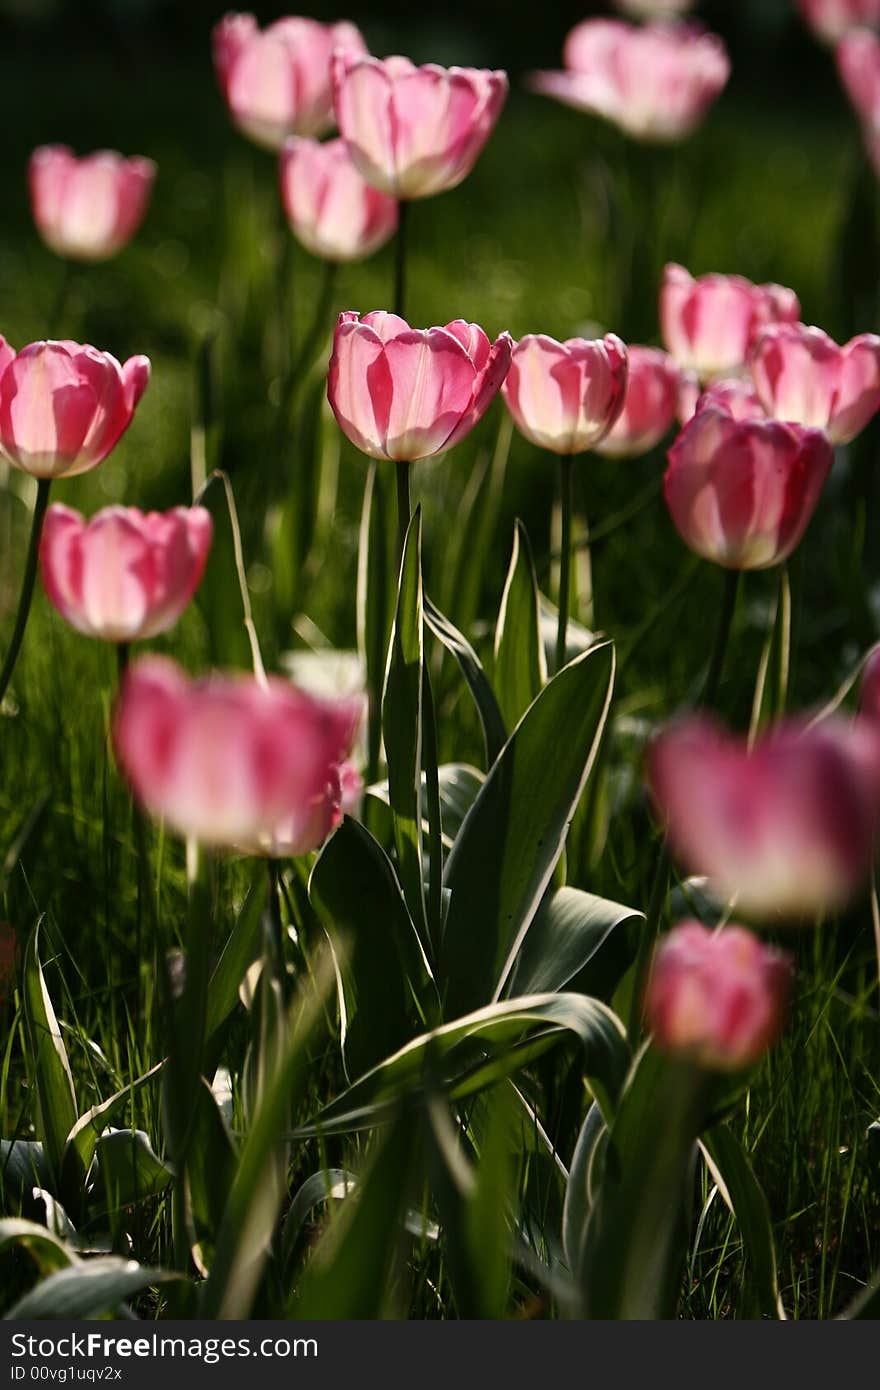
[282,1168,356,1280]
[424,596,507,768]
[293,1107,418,1318]
[700,1125,785,1320]
[205,873,267,1042]
[504,887,641,1001]
[493,520,546,729]
[60,1061,164,1207]
[309,816,437,1079]
[440,641,615,1016]
[364,762,484,854]
[357,461,395,783]
[0,1218,75,1276]
[0,1140,49,1200]
[561,1101,606,1275]
[95,1129,175,1210]
[4,1256,174,1320]
[187,1077,237,1244]
[22,920,77,1191]
[382,508,428,947]
[294,992,628,1138]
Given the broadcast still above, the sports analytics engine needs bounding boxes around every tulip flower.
[113,655,362,852]
[279,137,398,263]
[661,263,801,382]
[260,758,363,857]
[28,146,155,264]
[327,311,512,463]
[800,0,880,45]
[332,53,508,199]
[39,504,213,644]
[595,345,680,458]
[750,323,880,444]
[837,27,880,124]
[664,406,832,570]
[645,921,791,1070]
[0,338,150,480]
[695,378,767,422]
[529,20,730,144]
[648,715,880,919]
[501,334,629,455]
[212,12,367,149]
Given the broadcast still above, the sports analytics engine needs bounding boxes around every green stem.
[701,569,741,709]
[394,199,409,319]
[396,458,411,562]
[0,478,51,705]
[556,454,574,674]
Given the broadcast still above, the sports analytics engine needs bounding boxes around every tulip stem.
[0,478,51,706]
[702,569,741,709]
[396,459,412,560]
[394,199,409,318]
[266,858,287,991]
[556,455,574,674]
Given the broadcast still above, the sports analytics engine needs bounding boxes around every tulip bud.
[327,311,512,462]
[750,322,880,444]
[648,715,880,920]
[595,345,680,457]
[39,504,213,643]
[279,137,398,263]
[113,656,363,853]
[28,146,155,263]
[502,333,628,454]
[332,54,508,199]
[645,921,791,1071]
[212,12,367,149]
[661,263,800,382]
[696,377,766,421]
[0,338,150,480]
[800,0,880,45]
[529,20,730,144]
[664,406,832,569]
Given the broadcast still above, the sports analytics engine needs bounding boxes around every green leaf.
[493,520,546,730]
[310,817,437,1079]
[504,887,641,1000]
[0,1218,75,1276]
[270,371,326,619]
[205,873,267,1043]
[95,1129,175,1210]
[357,461,395,783]
[561,1101,606,1275]
[440,641,615,1016]
[700,1125,785,1320]
[187,1078,238,1244]
[424,596,507,768]
[294,992,628,1138]
[0,1140,49,1200]
[21,919,77,1191]
[282,1168,356,1280]
[382,508,428,946]
[364,762,484,854]
[839,1265,880,1319]
[4,1256,174,1320]
[60,1061,164,1207]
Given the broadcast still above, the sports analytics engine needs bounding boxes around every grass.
[1,31,879,1318]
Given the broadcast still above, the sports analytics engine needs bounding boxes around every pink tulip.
[332,54,508,199]
[664,406,832,569]
[279,137,398,263]
[529,21,730,143]
[801,0,880,44]
[39,504,212,643]
[645,921,791,1071]
[327,311,512,462]
[648,715,880,919]
[28,146,155,263]
[212,12,367,149]
[661,263,801,382]
[502,334,629,454]
[837,27,880,123]
[0,338,150,480]
[695,378,767,422]
[113,656,362,852]
[595,345,680,458]
[261,757,363,857]
[750,322,880,444]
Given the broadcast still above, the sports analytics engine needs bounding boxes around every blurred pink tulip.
[327,311,512,461]
[212,12,367,149]
[615,0,696,17]
[0,338,150,480]
[279,137,398,262]
[529,20,730,143]
[648,715,880,919]
[332,53,508,198]
[664,406,832,569]
[261,757,364,857]
[113,656,362,852]
[39,503,212,643]
[801,0,880,44]
[595,345,680,457]
[645,921,791,1070]
[695,378,767,422]
[750,323,880,444]
[837,27,880,122]
[28,146,155,263]
[502,333,628,454]
[661,263,801,382]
